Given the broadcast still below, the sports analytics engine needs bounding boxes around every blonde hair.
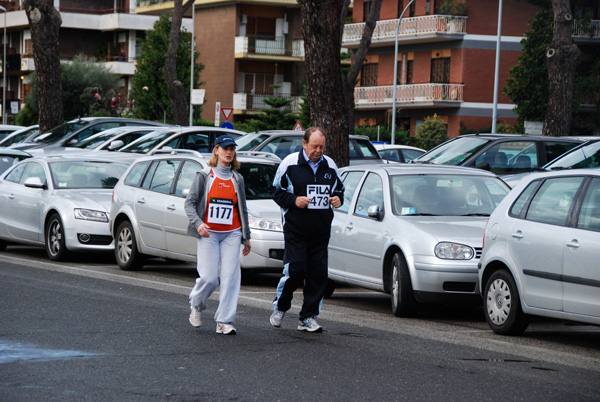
[208,145,240,170]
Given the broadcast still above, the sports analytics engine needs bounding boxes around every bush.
[415,115,448,150]
[354,126,417,147]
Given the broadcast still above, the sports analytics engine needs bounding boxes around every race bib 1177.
[207,197,234,224]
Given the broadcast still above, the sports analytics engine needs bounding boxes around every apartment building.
[343,0,544,136]
[0,0,176,123]
[137,0,305,125]
[347,0,600,137]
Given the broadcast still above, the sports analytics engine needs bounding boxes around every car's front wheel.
[484,269,529,335]
[390,251,417,317]
[45,213,70,261]
[115,220,144,271]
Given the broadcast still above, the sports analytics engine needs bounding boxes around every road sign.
[222,107,234,121]
[214,102,220,127]
[293,121,304,131]
[220,122,235,130]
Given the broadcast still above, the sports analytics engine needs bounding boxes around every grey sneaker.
[216,323,236,335]
[189,307,201,328]
[270,310,285,327]
[297,317,322,333]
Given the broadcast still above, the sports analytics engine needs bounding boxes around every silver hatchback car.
[479,169,600,335]
[328,164,510,317]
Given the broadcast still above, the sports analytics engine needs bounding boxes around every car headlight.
[434,242,474,260]
[74,208,108,222]
[248,216,282,232]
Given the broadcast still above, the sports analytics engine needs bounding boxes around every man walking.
[269,127,344,332]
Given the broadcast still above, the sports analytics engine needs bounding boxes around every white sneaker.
[216,323,237,335]
[297,317,322,333]
[270,310,285,327]
[189,307,201,328]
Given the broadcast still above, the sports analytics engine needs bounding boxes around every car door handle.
[137,198,146,204]
[346,222,354,230]
[566,239,579,249]
[511,230,523,239]
[167,204,176,210]
[8,194,14,199]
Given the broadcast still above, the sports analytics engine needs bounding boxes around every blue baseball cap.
[214,135,237,148]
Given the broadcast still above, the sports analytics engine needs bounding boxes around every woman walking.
[184,135,251,335]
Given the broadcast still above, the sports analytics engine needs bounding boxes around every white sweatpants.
[189,229,242,324]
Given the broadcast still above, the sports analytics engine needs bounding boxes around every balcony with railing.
[235,36,305,60]
[343,15,467,48]
[354,83,464,109]
[572,19,600,41]
[233,93,302,114]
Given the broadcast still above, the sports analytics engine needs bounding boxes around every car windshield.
[238,162,279,200]
[390,174,510,216]
[545,141,600,170]
[72,128,126,149]
[33,121,89,144]
[236,133,272,152]
[49,161,128,189]
[119,130,175,153]
[415,137,491,165]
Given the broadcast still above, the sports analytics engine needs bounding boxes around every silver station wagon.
[328,164,510,317]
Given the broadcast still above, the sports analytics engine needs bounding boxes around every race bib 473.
[307,184,330,209]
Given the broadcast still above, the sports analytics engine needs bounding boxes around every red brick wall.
[196,5,238,121]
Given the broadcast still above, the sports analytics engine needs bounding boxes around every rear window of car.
[124,161,151,187]
[544,141,580,164]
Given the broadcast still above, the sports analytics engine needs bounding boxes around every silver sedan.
[328,164,511,317]
[0,156,129,261]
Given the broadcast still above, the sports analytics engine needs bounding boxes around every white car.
[328,164,511,316]
[0,156,129,261]
[109,150,284,271]
[478,169,600,335]
[373,143,425,163]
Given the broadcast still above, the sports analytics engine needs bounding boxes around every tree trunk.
[543,0,581,137]
[298,0,350,167]
[24,0,63,133]
[163,0,194,126]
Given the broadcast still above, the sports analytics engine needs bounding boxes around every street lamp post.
[0,6,6,125]
[492,0,503,134]
[391,0,414,145]
[142,85,166,124]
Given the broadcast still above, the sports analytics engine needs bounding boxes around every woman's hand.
[197,223,210,237]
[242,240,251,256]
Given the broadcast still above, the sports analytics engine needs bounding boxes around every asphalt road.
[1,246,599,401]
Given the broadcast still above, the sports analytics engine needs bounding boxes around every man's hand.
[295,196,311,208]
[330,196,341,209]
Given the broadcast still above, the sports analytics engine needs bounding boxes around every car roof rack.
[236,151,281,161]
[149,148,206,158]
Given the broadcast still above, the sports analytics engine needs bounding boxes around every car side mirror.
[367,205,383,220]
[24,176,46,189]
[182,188,190,197]
[67,138,79,146]
[108,140,124,151]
